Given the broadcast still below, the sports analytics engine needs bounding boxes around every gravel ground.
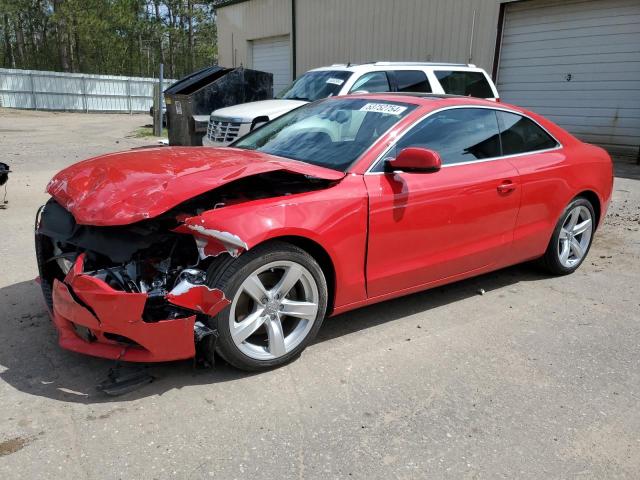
[0,109,639,479]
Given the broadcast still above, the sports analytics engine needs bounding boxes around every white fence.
[0,68,175,113]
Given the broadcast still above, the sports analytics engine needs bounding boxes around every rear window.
[497,111,559,155]
[435,70,494,98]
[393,70,431,93]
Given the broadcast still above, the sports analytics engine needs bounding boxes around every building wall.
[217,0,508,76]
[217,0,292,69]
[295,0,501,74]
[216,0,638,154]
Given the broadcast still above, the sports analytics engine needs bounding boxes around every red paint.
[364,158,521,296]
[42,94,613,362]
[180,174,370,309]
[63,251,86,283]
[166,285,230,316]
[388,147,441,172]
[47,146,344,226]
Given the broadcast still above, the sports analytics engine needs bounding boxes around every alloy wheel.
[557,205,593,268]
[229,260,320,360]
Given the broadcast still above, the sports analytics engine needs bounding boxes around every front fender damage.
[174,223,249,259]
[36,169,338,366]
[35,203,237,365]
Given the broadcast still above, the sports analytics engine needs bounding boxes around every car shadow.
[0,263,552,404]
[613,155,640,181]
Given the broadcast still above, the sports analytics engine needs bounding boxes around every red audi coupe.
[36,94,613,371]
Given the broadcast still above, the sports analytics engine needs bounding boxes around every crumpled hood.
[47,146,345,226]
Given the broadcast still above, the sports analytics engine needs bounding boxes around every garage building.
[216,0,640,156]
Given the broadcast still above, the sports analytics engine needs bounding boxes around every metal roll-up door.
[251,35,291,97]
[497,0,640,154]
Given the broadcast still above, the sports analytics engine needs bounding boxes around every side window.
[497,111,559,155]
[376,108,501,170]
[349,72,390,93]
[393,70,431,93]
[435,70,494,98]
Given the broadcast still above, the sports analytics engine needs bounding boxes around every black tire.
[540,197,596,275]
[207,241,328,371]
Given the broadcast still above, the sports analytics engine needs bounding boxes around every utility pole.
[159,62,164,137]
[154,63,164,137]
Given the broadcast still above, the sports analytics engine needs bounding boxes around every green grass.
[131,125,167,138]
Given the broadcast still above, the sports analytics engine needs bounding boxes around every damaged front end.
[35,198,228,363]
[35,168,338,363]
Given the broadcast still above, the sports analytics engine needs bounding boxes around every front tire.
[541,197,595,275]
[207,241,328,371]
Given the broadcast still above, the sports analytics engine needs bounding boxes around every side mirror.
[387,147,442,173]
[250,115,270,131]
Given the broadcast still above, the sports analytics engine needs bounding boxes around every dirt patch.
[0,436,31,456]
[86,406,127,421]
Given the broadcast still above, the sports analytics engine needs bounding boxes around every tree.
[0,0,219,78]
[53,0,70,71]
[2,13,15,68]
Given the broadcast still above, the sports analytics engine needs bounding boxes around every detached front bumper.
[50,264,197,363]
[36,228,228,363]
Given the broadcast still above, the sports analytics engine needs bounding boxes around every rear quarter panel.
[506,131,613,264]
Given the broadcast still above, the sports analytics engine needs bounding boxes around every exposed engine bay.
[37,197,205,322]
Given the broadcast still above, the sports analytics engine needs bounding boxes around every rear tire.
[541,197,595,275]
[207,241,328,371]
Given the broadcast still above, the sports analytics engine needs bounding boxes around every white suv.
[202,62,499,147]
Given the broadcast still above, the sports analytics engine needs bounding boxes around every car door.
[364,107,521,297]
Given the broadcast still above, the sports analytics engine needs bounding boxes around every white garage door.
[497,0,640,154]
[251,36,291,97]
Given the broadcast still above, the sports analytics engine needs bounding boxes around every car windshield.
[233,98,416,171]
[276,71,353,102]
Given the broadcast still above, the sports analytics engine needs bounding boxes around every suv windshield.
[277,71,353,102]
[234,98,416,172]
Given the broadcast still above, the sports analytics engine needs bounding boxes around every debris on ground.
[0,162,10,209]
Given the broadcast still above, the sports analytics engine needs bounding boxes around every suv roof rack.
[373,61,475,67]
[367,92,466,99]
[329,61,476,68]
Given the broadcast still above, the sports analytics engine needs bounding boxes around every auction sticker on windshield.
[360,103,407,115]
[326,78,345,85]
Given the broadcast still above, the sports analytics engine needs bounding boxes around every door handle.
[497,181,516,194]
